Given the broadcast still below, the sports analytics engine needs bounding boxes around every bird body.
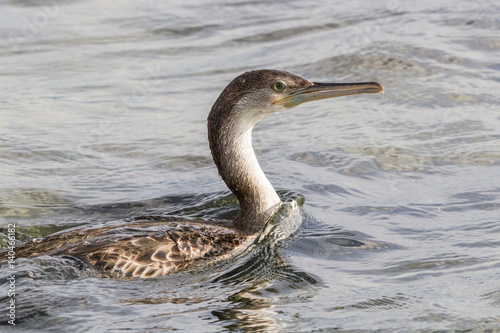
[0,70,383,278]
[11,219,252,278]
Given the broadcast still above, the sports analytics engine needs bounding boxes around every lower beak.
[277,81,384,108]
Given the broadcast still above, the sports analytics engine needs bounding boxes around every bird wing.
[82,224,244,278]
[2,220,247,278]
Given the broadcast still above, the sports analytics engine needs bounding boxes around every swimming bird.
[1,70,383,278]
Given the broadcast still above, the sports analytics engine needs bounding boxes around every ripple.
[285,218,392,260]
[340,205,436,218]
[343,294,411,311]
[302,183,358,197]
[290,151,379,179]
[482,289,500,309]
[225,23,340,45]
[369,255,497,282]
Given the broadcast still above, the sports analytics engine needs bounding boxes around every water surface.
[1,0,499,331]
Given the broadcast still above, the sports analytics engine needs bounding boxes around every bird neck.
[208,107,281,235]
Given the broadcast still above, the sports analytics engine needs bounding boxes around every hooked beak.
[276,81,384,108]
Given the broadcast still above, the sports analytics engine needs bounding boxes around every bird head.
[216,69,383,118]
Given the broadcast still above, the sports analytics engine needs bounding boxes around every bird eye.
[272,80,287,92]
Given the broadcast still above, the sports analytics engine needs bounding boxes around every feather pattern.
[2,220,252,278]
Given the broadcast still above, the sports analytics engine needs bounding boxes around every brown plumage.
[6,219,252,278]
[1,70,383,278]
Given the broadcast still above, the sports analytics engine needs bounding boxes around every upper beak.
[276,81,384,108]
